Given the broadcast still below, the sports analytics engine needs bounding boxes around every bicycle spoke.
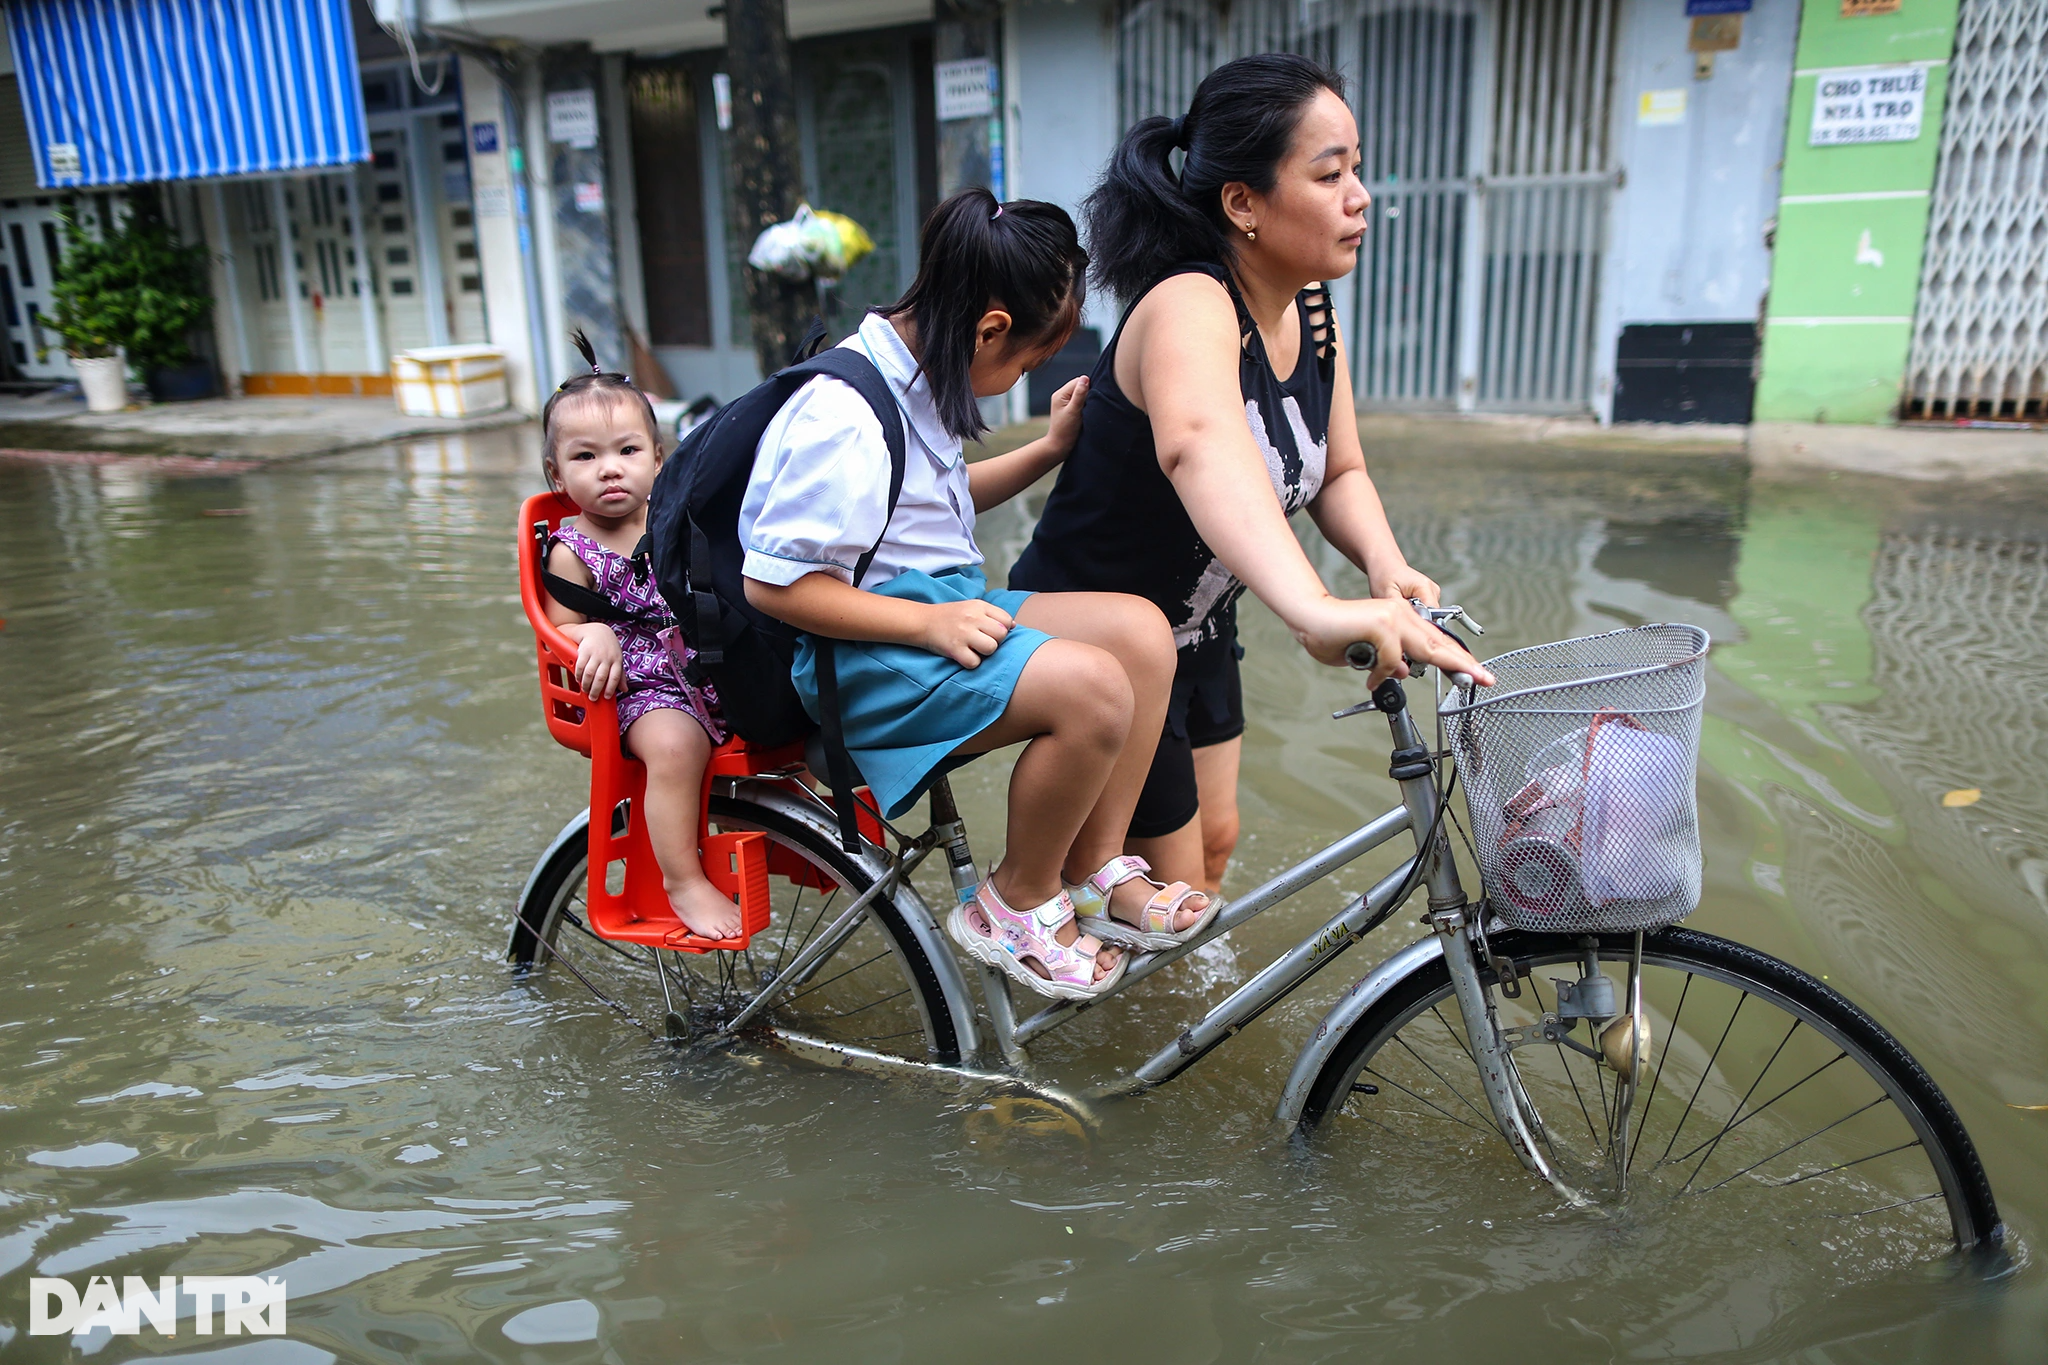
[1658,990,1747,1165]
[776,884,808,965]
[1430,1004,1475,1064]
[1694,1095,1892,1194]
[1667,1049,1850,1170]
[1767,1139,1924,1189]
[519,809,952,1067]
[1311,936,1989,1254]
[1593,1029,1612,1138]
[820,986,910,1021]
[1360,1067,1490,1133]
[783,947,892,1005]
[849,1027,924,1044]
[1552,1033,1600,1145]
[1392,1034,1495,1128]
[788,889,839,966]
[1629,970,1690,1174]
[1682,1017,1804,1191]
[559,910,643,963]
[1836,1192,1943,1220]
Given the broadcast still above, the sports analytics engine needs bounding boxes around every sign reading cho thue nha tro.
[1809,64,1925,145]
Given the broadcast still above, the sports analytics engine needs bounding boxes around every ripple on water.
[3,442,2047,1359]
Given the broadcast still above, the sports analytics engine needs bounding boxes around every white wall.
[459,55,543,413]
[1603,0,1798,330]
[1005,0,1120,341]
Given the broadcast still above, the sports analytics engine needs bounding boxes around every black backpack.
[644,347,906,850]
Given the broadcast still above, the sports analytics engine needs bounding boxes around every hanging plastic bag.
[813,209,875,278]
[746,204,876,282]
[747,210,814,281]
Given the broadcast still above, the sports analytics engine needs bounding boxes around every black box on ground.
[1612,322,1756,425]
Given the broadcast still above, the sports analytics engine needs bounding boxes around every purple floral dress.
[551,524,725,743]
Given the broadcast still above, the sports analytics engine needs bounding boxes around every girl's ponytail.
[1085,53,1345,304]
[883,187,1087,443]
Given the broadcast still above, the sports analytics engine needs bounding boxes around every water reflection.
[3,434,2047,1360]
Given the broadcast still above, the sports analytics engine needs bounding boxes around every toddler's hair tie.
[992,203,1003,220]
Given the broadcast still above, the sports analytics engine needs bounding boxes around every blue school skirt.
[792,565,1050,819]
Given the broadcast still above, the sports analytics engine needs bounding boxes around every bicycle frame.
[949,675,1579,1195]
[509,658,1571,1192]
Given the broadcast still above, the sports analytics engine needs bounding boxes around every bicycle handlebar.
[1344,601,1482,689]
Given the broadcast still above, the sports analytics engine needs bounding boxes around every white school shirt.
[739,311,980,590]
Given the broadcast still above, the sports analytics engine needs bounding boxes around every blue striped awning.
[5,0,368,189]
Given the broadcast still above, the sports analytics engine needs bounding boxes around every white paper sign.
[546,89,599,148]
[935,59,995,122]
[1638,89,1687,126]
[1809,65,1925,145]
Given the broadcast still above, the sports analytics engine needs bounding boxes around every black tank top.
[1009,262,1336,651]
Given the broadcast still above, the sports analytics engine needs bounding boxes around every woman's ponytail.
[882,187,1087,443]
[1085,53,1345,304]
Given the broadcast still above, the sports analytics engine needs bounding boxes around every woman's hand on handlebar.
[1290,597,1494,688]
[1368,560,1442,608]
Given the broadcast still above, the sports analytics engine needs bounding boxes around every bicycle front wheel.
[509,789,963,1065]
[1299,927,2001,1254]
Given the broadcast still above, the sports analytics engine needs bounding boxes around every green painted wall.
[1753,0,1959,425]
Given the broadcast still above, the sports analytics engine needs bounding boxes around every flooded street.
[4,426,2048,1362]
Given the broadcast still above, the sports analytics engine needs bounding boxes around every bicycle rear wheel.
[1299,927,2001,1254]
[509,789,963,1064]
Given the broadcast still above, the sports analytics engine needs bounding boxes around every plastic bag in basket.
[1499,761,1588,920]
[1579,712,1689,906]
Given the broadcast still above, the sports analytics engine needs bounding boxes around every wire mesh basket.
[1440,624,1710,934]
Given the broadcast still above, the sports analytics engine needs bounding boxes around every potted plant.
[48,188,216,411]
[47,208,129,412]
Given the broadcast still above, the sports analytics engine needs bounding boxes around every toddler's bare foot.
[669,879,745,940]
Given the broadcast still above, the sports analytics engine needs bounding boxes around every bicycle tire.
[509,790,962,1065]
[1298,926,2001,1254]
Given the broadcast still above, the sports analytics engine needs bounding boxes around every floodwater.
[4,425,2048,1362]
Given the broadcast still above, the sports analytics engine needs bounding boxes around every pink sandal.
[1070,855,1221,950]
[947,878,1126,1000]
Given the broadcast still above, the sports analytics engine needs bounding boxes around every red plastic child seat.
[519,490,809,953]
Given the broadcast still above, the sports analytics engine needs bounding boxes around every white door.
[0,199,78,378]
[1469,0,1622,413]
[1353,2,1482,408]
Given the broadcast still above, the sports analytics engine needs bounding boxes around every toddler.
[539,333,739,940]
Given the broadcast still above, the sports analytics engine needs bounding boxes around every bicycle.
[506,491,2003,1257]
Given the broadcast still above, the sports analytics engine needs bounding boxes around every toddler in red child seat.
[537,331,738,940]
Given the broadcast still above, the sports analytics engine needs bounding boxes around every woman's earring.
[1244,225,1257,241]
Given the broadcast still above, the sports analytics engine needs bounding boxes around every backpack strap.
[793,346,909,582]
[785,347,908,852]
[536,521,654,626]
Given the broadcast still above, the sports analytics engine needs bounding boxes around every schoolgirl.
[739,189,1218,1000]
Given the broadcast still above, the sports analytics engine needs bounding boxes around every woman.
[1009,54,1490,904]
